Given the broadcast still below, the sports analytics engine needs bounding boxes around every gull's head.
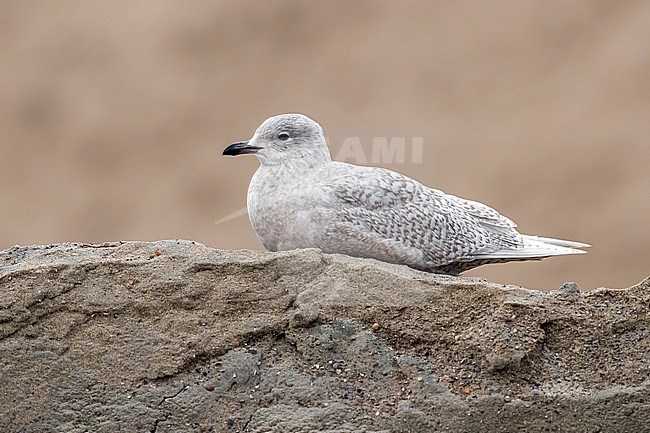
[223,114,331,166]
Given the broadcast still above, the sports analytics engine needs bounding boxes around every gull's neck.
[256,151,331,180]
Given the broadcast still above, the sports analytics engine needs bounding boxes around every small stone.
[226,417,235,427]
[559,281,580,294]
[204,383,215,392]
[155,249,162,256]
[462,386,471,394]
[504,395,512,402]
[372,322,380,331]
[134,420,144,429]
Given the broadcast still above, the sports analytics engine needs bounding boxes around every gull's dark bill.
[223,141,262,156]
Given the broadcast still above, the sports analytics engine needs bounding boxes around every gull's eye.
[278,132,290,141]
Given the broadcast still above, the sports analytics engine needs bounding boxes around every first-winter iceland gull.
[223,114,589,275]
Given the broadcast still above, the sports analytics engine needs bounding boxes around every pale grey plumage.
[223,114,589,275]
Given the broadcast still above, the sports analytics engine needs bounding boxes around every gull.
[223,114,589,274]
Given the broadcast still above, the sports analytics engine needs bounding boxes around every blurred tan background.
[1,1,648,290]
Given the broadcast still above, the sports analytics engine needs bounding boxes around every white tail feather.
[474,234,589,260]
[522,235,591,249]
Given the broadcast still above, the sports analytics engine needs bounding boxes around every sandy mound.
[1,240,648,432]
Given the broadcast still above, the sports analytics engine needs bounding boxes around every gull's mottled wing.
[444,195,522,247]
[319,162,523,269]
